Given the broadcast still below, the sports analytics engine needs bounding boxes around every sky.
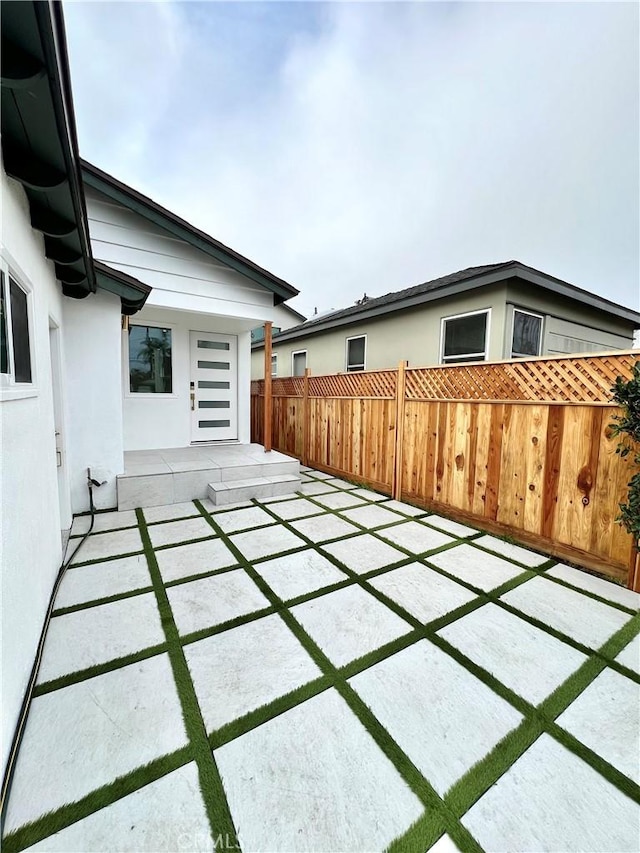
[63,1,639,318]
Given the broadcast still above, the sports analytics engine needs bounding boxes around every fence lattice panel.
[405,352,639,403]
[308,371,397,399]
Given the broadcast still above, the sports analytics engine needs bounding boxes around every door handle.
[190,381,195,411]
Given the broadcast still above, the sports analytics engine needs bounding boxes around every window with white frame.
[440,309,490,364]
[292,350,307,377]
[346,335,366,372]
[511,308,543,358]
[128,324,172,393]
[1,269,33,384]
[271,353,278,377]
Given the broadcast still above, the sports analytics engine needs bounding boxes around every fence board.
[251,350,639,586]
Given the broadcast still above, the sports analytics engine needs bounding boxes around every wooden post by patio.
[302,367,311,467]
[393,360,408,500]
[263,321,272,453]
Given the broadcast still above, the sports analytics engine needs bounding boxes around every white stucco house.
[1,0,299,780]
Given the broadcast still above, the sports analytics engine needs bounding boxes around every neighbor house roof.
[81,160,299,305]
[252,260,640,348]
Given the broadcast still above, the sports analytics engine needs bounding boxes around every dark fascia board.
[45,2,95,291]
[94,260,151,315]
[0,1,96,294]
[81,160,299,305]
[507,262,640,325]
[252,261,640,349]
[281,304,307,323]
[252,267,513,348]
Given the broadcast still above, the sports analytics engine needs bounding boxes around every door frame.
[49,317,72,530]
[189,330,238,443]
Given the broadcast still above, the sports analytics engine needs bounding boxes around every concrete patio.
[3,468,640,852]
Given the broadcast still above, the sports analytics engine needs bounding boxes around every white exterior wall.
[85,188,280,449]
[123,306,252,450]
[63,290,124,510]
[0,171,69,774]
[85,187,276,322]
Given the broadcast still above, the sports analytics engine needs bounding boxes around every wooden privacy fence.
[251,351,640,588]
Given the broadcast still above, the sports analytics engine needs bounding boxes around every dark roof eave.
[508,263,640,324]
[94,260,151,315]
[252,262,640,348]
[1,1,96,295]
[81,159,299,305]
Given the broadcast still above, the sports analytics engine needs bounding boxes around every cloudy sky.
[64,1,639,317]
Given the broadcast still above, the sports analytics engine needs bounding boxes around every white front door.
[189,331,238,442]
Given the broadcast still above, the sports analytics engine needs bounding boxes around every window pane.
[129,326,172,393]
[198,360,229,370]
[197,340,229,350]
[271,355,277,377]
[10,278,32,382]
[443,313,487,359]
[292,352,306,376]
[347,337,365,369]
[512,311,542,356]
[1,273,8,374]
[199,419,231,428]
[198,400,230,408]
[198,381,230,389]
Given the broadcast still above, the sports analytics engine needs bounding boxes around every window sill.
[1,386,38,402]
[125,393,178,400]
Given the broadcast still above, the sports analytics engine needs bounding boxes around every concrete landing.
[117,444,300,509]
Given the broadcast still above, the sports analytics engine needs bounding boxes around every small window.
[346,335,366,372]
[511,309,543,358]
[129,325,172,393]
[292,350,307,377]
[441,310,489,364]
[1,271,33,383]
[271,354,277,377]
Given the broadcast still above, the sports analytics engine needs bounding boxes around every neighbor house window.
[129,325,172,393]
[441,309,490,364]
[1,270,33,384]
[346,335,366,371]
[511,308,543,358]
[292,350,307,376]
[271,354,278,377]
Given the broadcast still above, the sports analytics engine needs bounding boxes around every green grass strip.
[33,642,168,696]
[136,509,240,849]
[2,746,192,852]
[52,585,154,616]
[194,500,480,851]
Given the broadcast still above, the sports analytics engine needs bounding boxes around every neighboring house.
[251,262,640,378]
[1,0,298,778]
[250,302,306,375]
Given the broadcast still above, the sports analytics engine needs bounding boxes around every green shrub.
[611,360,640,542]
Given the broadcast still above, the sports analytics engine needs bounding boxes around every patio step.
[208,473,301,506]
[117,445,300,510]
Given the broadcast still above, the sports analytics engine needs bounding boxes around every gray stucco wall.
[252,281,637,379]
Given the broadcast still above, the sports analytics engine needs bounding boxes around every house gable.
[84,185,285,322]
[82,161,298,306]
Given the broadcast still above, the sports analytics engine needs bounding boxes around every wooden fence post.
[263,322,272,453]
[302,367,310,466]
[393,361,408,500]
[629,547,640,592]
